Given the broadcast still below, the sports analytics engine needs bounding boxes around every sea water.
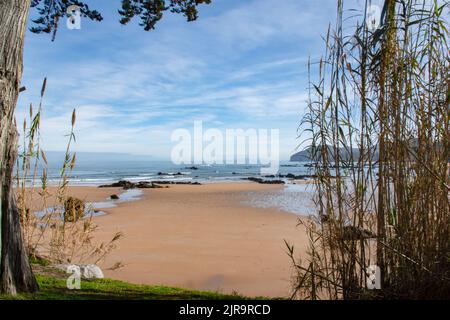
[23,155,317,216]
[25,161,314,186]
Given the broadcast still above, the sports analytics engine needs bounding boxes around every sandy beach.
[34,183,309,298]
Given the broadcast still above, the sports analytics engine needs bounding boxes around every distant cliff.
[290,148,313,162]
[290,146,365,162]
[290,141,450,162]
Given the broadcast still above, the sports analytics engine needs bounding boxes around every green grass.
[0,274,253,300]
[0,270,258,300]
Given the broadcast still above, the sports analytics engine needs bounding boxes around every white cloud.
[17,0,344,160]
[198,0,335,51]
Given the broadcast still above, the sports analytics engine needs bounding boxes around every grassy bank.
[0,266,252,300]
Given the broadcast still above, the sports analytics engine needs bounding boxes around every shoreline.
[20,175,316,188]
[27,182,310,297]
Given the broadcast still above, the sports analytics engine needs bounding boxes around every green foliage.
[30,0,103,40]
[30,0,212,39]
[28,255,50,267]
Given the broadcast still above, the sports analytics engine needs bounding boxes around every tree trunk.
[0,0,38,294]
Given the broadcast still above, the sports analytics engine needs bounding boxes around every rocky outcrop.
[278,173,318,180]
[135,181,164,188]
[157,172,184,176]
[99,180,201,189]
[99,180,164,189]
[244,177,285,184]
[98,180,136,189]
[155,181,201,185]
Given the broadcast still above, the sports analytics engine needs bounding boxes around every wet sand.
[36,183,309,298]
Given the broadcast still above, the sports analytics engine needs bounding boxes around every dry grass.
[289,0,450,299]
[15,79,123,265]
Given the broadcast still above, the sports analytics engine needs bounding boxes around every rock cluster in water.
[267,173,318,179]
[154,181,201,185]
[243,173,318,184]
[243,177,285,184]
[99,180,163,189]
[157,172,185,176]
[99,180,201,190]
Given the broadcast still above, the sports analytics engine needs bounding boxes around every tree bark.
[0,0,38,294]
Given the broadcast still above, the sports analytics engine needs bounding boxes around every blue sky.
[17,0,369,160]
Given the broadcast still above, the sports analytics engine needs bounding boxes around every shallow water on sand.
[244,182,316,216]
[92,189,143,209]
[34,189,144,220]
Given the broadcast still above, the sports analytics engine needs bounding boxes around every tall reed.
[290,0,450,299]
[16,79,123,265]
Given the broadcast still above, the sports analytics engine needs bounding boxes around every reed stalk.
[290,0,450,299]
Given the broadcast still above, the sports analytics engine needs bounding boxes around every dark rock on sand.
[99,180,135,189]
[63,197,85,222]
[100,180,172,189]
[135,181,155,189]
[244,177,285,184]
[155,181,202,185]
[110,194,119,200]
